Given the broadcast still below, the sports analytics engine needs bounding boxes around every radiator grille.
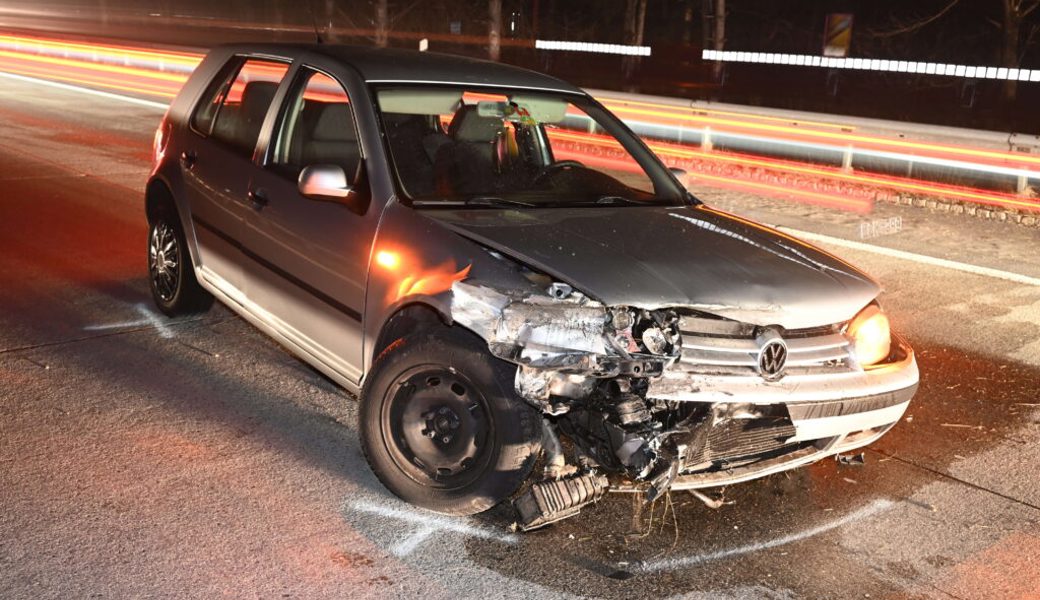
[676,313,854,377]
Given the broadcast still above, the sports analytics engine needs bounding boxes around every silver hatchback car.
[146,44,918,530]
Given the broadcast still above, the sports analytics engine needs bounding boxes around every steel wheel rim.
[149,221,180,302]
[381,366,494,490]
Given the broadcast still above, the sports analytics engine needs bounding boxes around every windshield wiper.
[595,195,640,205]
[463,196,537,208]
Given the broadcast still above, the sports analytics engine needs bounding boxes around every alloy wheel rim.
[149,221,180,302]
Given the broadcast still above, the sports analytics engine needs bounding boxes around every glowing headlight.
[847,304,891,366]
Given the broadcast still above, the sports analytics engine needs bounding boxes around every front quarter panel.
[362,202,538,376]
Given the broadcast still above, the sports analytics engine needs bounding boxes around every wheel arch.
[369,302,452,367]
[145,175,204,270]
[145,177,176,224]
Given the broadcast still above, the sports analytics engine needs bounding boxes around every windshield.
[375,85,688,208]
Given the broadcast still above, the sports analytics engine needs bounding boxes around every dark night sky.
[0,0,1034,128]
[0,1,1033,66]
[389,0,1034,67]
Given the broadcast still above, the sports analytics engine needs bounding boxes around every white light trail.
[620,117,1039,181]
[0,71,169,109]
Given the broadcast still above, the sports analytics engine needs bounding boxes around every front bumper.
[621,336,919,492]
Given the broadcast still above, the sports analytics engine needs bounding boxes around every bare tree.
[712,0,725,81]
[999,0,1040,101]
[699,0,726,81]
[868,0,961,39]
[622,0,649,81]
[682,1,695,45]
[375,0,389,47]
[869,1,1039,103]
[324,0,336,41]
[489,0,502,61]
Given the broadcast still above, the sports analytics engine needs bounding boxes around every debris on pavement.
[836,452,866,466]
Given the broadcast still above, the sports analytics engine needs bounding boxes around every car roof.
[215,43,586,95]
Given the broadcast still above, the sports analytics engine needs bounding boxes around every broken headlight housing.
[847,304,891,366]
[609,307,681,358]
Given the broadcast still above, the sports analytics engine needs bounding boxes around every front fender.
[361,201,538,375]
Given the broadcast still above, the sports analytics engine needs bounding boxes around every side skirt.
[195,265,362,397]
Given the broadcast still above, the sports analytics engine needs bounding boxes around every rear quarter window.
[190,57,290,158]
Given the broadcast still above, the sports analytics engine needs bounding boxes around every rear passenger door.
[238,66,369,381]
[182,56,290,294]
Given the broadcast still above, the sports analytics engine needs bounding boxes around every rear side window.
[270,69,362,183]
[191,57,290,158]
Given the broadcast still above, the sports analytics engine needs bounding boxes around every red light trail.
[0,32,1035,213]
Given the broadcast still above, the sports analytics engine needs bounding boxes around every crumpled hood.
[424,204,881,329]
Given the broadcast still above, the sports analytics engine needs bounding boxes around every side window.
[271,69,361,183]
[192,58,290,158]
[191,61,238,135]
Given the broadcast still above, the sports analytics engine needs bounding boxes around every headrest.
[241,81,278,119]
[448,105,501,143]
[312,103,356,142]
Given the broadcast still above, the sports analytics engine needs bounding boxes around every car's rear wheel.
[148,208,212,317]
[360,328,542,515]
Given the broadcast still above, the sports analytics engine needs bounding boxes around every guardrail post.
[842,144,853,172]
[702,126,713,152]
[1017,172,1030,196]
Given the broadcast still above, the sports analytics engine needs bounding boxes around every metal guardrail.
[590,88,1040,198]
[0,30,1036,212]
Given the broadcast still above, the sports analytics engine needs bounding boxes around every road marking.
[0,71,169,110]
[84,303,175,338]
[781,227,1040,287]
[134,304,175,338]
[350,501,518,556]
[637,498,896,572]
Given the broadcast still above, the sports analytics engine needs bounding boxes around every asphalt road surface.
[1,75,1039,600]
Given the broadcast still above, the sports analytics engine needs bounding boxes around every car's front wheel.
[360,328,542,515]
[147,209,213,317]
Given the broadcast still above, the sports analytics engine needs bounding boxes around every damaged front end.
[450,279,918,531]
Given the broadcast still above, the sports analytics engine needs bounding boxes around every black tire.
[360,328,542,515]
[147,207,213,317]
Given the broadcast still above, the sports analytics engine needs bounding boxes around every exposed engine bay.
[451,278,918,531]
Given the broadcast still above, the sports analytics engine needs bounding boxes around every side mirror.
[298,164,353,202]
[669,167,689,188]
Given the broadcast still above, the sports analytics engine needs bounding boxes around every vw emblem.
[756,333,788,380]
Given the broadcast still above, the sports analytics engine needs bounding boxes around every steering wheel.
[532,160,585,185]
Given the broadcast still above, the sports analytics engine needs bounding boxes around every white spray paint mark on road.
[780,227,1040,287]
[134,304,175,338]
[84,303,175,338]
[638,498,896,573]
[0,71,170,110]
[351,501,518,556]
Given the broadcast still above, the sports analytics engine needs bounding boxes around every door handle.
[248,187,269,210]
[179,150,197,170]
